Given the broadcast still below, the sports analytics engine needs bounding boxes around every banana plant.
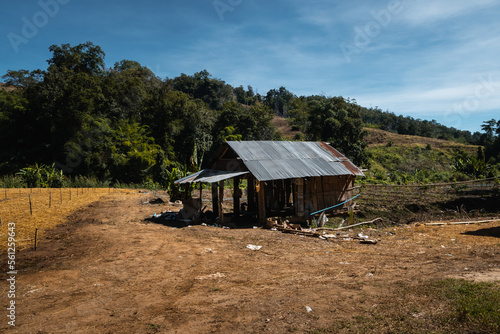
[164,165,196,201]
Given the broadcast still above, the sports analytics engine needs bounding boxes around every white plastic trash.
[246,244,262,251]
[317,212,328,227]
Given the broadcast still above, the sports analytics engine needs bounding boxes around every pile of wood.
[265,217,390,244]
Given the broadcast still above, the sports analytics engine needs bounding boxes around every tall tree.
[172,70,235,110]
[307,96,368,166]
[264,86,295,116]
[47,41,105,75]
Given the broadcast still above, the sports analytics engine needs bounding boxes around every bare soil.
[2,192,499,333]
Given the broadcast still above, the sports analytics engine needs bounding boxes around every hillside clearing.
[364,127,478,152]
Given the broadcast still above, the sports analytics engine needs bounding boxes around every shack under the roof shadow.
[174,141,364,225]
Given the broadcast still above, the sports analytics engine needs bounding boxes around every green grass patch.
[434,279,500,332]
[309,279,500,333]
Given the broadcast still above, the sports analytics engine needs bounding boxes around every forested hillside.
[1,42,499,187]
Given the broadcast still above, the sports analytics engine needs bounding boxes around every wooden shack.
[175,141,364,224]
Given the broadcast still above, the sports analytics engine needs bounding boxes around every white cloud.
[400,0,497,25]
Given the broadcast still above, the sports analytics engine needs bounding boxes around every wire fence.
[355,177,500,222]
[0,188,130,252]
[358,177,500,204]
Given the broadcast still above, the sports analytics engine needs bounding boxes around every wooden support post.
[285,179,292,207]
[212,183,219,213]
[218,181,225,225]
[256,180,266,223]
[311,178,318,212]
[233,177,240,218]
[295,178,304,217]
[277,180,284,211]
[304,178,311,218]
[248,177,256,212]
[321,176,326,209]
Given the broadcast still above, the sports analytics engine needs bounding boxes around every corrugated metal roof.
[174,169,249,184]
[317,142,365,177]
[229,141,341,162]
[226,141,364,181]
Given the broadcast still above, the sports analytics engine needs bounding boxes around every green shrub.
[0,175,24,188]
[17,163,64,188]
[294,132,305,141]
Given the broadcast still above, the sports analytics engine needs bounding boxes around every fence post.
[29,195,33,215]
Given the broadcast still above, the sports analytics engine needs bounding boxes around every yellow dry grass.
[364,127,478,153]
[272,116,298,139]
[0,188,132,252]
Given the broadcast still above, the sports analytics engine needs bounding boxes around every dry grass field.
[0,191,498,333]
[0,188,132,252]
[363,127,479,152]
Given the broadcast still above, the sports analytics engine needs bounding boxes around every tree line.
[0,42,498,186]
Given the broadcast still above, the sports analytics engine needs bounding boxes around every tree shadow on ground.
[437,197,500,214]
[145,212,262,229]
[462,226,500,239]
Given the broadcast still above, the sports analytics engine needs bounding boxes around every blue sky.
[1,0,499,133]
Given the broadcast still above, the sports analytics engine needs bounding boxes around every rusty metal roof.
[174,169,249,184]
[226,141,364,181]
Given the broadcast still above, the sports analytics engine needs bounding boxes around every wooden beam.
[335,218,384,230]
[425,219,500,226]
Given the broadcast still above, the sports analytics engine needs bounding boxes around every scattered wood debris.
[266,217,393,244]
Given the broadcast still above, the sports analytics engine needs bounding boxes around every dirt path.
[1,192,499,333]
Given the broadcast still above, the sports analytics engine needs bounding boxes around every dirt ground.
[1,191,499,333]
